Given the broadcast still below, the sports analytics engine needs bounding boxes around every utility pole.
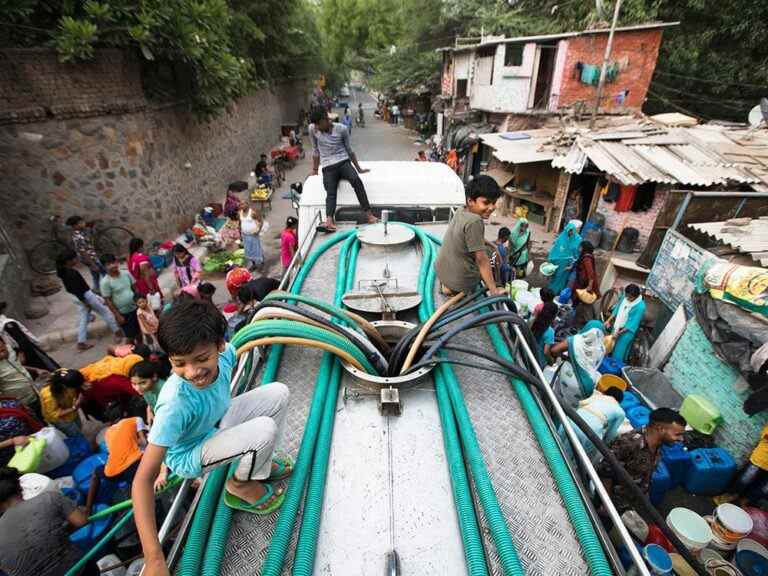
[590,0,622,128]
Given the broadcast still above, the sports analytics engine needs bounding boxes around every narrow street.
[39,94,424,369]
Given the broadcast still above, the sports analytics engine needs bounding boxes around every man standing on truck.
[435,175,506,297]
[309,108,377,233]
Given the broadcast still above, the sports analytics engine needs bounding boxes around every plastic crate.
[661,442,690,487]
[684,448,736,496]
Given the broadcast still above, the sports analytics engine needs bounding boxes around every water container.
[599,356,625,376]
[617,227,640,253]
[600,229,619,251]
[684,448,736,496]
[598,373,627,393]
[680,394,722,435]
[73,453,116,503]
[618,542,645,570]
[628,405,651,428]
[590,213,607,227]
[651,460,673,505]
[46,435,92,479]
[621,391,641,411]
[583,227,603,249]
[643,543,673,574]
[661,443,691,487]
[70,503,112,552]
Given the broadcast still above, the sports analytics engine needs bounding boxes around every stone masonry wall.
[0,49,309,258]
[558,29,664,112]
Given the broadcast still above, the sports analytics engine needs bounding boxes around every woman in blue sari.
[547,221,582,294]
[551,319,607,409]
[606,283,646,362]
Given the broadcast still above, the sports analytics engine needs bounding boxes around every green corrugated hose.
[260,233,358,576]
[184,230,355,576]
[415,234,489,576]
[485,324,613,576]
[412,228,524,575]
[231,319,377,375]
[292,237,358,574]
[424,230,612,576]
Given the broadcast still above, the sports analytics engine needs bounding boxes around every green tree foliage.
[321,0,767,121]
[0,0,324,118]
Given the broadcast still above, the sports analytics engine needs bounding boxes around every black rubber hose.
[419,342,707,575]
[247,300,388,374]
[420,311,536,366]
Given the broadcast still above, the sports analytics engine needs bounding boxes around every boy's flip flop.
[316,225,337,234]
[268,456,294,482]
[223,482,285,515]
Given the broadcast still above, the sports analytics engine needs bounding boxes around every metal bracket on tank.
[380,387,401,416]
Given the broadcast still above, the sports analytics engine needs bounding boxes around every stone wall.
[0,48,309,261]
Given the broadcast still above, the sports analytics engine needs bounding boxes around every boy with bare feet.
[132,299,291,576]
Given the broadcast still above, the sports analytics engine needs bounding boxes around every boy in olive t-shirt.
[435,175,505,296]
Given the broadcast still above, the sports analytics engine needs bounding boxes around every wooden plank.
[648,304,687,369]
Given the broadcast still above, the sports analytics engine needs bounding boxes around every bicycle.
[600,285,653,367]
[28,215,135,275]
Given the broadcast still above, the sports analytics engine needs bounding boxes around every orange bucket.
[598,373,627,393]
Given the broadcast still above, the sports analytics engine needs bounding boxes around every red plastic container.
[645,523,673,552]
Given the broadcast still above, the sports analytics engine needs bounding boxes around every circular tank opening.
[342,320,433,391]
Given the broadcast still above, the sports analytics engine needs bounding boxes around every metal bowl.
[342,320,433,392]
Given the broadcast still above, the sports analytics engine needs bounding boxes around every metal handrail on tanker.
[499,300,650,576]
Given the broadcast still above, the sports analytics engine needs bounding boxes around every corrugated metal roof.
[689,218,768,267]
[483,122,768,189]
[479,131,557,164]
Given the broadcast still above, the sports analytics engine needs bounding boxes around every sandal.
[224,482,285,515]
[268,456,294,482]
[316,225,337,234]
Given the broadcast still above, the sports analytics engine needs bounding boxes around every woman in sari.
[128,238,162,301]
[508,218,531,279]
[547,220,582,295]
[551,320,607,409]
[606,283,646,362]
[573,241,600,325]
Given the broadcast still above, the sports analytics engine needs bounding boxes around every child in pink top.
[280,217,298,271]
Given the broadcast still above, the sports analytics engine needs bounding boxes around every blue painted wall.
[664,317,767,462]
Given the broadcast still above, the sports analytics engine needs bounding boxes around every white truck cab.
[296,160,466,250]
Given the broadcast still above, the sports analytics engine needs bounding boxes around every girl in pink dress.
[280,216,298,272]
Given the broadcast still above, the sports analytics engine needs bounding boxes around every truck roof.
[300,161,466,208]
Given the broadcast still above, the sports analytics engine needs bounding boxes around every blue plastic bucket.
[643,544,673,574]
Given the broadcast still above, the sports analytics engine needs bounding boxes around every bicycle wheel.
[95,226,135,259]
[600,288,619,321]
[28,240,69,275]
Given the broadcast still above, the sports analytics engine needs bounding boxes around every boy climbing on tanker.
[435,174,506,297]
[132,299,292,576]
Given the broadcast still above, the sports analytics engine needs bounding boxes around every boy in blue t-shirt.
[132,300,291,575]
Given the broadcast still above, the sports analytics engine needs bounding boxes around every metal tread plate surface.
[221,242,343,576]
[447,323,591,576]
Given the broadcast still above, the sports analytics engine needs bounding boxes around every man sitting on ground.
[597,407,686,512]
[435,175,505,297]
[309,108,376,232]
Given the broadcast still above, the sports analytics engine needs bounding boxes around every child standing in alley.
[281,216,299,273]
[435,175,505,297]
[132,300,292,575]
[135,294,159,349]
